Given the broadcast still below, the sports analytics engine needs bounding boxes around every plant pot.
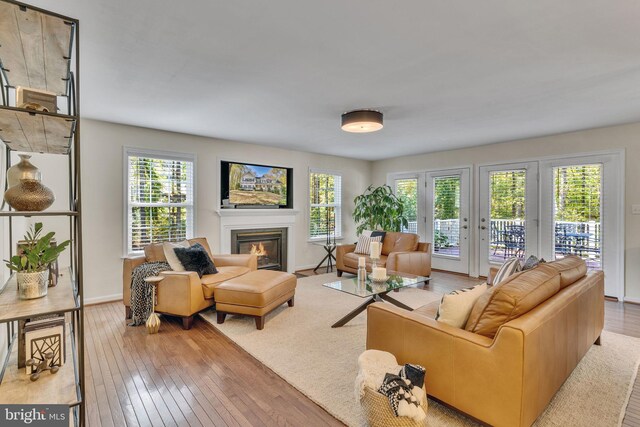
[17,270,49,299]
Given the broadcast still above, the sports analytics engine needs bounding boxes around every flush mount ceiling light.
[341,109,383,133]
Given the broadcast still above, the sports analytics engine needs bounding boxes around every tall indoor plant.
[4,222,70,299]
[353,185,409,235]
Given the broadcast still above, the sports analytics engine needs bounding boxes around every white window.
[125,148,195,254]
[309,170,342,240]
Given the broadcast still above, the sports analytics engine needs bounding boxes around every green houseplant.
[353,185,409,235]
[4,222,70,299]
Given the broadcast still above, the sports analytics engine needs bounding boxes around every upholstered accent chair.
[122,237,257,329]
[336,231,431,279]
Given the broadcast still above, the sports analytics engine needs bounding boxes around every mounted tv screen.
[223,162,292,207]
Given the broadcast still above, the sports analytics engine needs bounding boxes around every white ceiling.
[28,0,640,160]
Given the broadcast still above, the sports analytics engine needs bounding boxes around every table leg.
[313,252,331,273]
[378,292,413,311]
[331,297,377,328]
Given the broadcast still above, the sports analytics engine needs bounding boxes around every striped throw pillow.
[354,235,382,255]
[493,257,522,285]
[435,283,489,328]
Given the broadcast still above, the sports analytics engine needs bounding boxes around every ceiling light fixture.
[341,109,383,133]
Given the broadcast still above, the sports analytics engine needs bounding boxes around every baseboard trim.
[86,293,123,306]
[295,264,320,272]
[624,297,640,305]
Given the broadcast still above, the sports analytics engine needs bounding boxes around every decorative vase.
[17,270,49,299]
[4,179,55,211]
[146,312,161,334]
[6,154,42,188]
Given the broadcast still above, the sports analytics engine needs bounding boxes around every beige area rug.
[200,273,640,427]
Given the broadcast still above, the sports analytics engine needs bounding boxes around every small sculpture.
[26,352,60,381]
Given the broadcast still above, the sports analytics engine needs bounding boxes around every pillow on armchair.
[173,243,218,277]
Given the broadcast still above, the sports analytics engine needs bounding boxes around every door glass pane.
[489,170,526,262]
[395,179,418,233]
[553,165,602,270]
[433,176,460,257]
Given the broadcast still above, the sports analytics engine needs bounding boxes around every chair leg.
[255,316,265,330]
[125,306,132,320]
[182,316,194,330]
[337,270,343,277]
[287,296,295,307]
[595,335,601,346]
[216,312,226,325]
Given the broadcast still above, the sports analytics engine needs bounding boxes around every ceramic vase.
[146,312,161,334]
[17,270,49,299]
[6,154,41,188]
[4,179,55,211]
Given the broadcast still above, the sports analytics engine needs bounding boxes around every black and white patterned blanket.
[129,261,171,326]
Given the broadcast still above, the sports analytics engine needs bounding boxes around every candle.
[358,256,366,267]
[370,241,381,259]
[372,267,386,280]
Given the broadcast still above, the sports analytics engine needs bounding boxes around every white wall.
[371,121,640,301]
[70,119,371,303]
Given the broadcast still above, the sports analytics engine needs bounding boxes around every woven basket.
[360,386,428,427]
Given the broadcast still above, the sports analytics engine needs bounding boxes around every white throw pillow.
[354,235,382,255]
[163,240,190,271]
[435,283,489,328]
[493,257,522,285]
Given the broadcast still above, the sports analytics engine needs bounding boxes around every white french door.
[425,169,470,274]
[478,162,538,276]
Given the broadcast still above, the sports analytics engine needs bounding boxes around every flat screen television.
[221,161,293,208]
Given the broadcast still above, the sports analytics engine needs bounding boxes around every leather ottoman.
[214,270,297,330]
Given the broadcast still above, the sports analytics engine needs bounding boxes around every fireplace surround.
[231,228,288,271]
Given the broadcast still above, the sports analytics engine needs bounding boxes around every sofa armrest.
[386,250,431,277]
[336,244,357,271]
[366,302,525,426]
[123,255,146,307]
[212,254,258,271]
[153,271,210,317]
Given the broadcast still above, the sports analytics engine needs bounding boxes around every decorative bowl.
[369,276,389,284]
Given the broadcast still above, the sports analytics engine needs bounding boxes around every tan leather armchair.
[367,259,604,427]
[336,232,431,279]
[122,237,257,329]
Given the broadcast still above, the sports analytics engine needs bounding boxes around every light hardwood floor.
[85,270,640,426]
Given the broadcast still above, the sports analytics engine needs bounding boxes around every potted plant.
[4,223,70,299]
[353,185,409,235]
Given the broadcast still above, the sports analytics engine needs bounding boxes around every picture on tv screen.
[228,163,288,205]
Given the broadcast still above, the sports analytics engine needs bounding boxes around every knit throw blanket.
[129,261,171,326]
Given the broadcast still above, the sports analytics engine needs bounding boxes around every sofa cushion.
[382,232,419,256]
[465,264,561,338]
[545,256,587,289]
[343,252,388,270]
[436,283,489,328]
[144,243,166,262]
[201,266,251,299]
[214,270,297,307]
[173,243,218,277]
[493,257,522,285]
[163,240,190,271]
[188,237,214,258]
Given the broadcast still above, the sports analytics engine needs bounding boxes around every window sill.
[307,237,344,243]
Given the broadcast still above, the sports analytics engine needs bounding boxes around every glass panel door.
[553,164,602,270]
[395,178,419,234]
[479,162,538,276]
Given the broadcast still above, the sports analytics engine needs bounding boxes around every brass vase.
[6,154,41,188]
[4,179,55,211]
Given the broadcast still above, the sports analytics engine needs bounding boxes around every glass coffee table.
[322,273,430,328]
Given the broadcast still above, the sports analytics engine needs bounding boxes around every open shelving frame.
[0,0,84,425]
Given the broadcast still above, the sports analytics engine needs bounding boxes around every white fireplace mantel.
[215,209,299,273]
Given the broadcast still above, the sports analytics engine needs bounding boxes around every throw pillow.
[162,240,190,271]
[435,283,489,328]
[522,255,546,271]
[354,235,382,255]
[492,257,522,285]
[173,243,218,278]
[370,230,387,242]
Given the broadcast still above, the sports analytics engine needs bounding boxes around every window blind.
[309,171,342,240]
[395,178,418,234]
[127,153,195,253]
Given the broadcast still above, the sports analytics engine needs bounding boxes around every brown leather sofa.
[336,232,431,278]
[122,237,257,329]
[366,257,603,427]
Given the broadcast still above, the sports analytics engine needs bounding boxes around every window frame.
[308,168,343,242]
[123,147,197,256]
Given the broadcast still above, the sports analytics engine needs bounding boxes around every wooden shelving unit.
[0,1,83,425]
